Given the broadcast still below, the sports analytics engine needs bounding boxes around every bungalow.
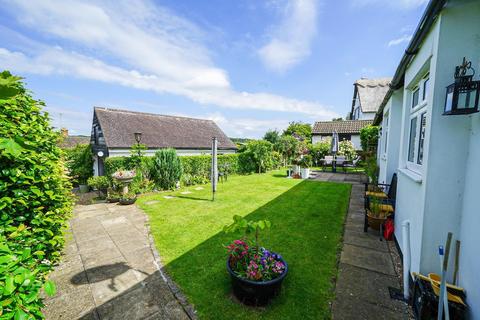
[90,107,237,176]
[312,119,372,150]
[374,0,480,317]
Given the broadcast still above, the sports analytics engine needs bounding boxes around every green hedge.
[0,71,73,319]
[104,153,240,187]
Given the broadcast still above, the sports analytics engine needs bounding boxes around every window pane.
[408,117,417,162]
[412,88,419,108]
[417,113,427,165]
[423,78,429,101]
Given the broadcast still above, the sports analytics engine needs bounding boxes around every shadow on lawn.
[76,180,350,319]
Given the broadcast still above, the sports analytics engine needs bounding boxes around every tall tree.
[282,121,312,141]
[263,129,280,145]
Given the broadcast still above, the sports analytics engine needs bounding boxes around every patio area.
[42,203,192,320]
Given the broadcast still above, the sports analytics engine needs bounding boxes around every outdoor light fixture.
[134,132,142,144]
[97,151,104,157]
[444,57,480,115]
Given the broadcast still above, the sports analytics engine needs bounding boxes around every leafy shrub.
[360,125,379,152]
[238,140,274,173]
[298,155,313,168]
[338,140,357,160]
[282,121,312,141]
[274,135,299,165]
[309,139,331,165]
[64,144,93,185]
[151,149,183,190]
[87,176,110,190]
[0,71,73,318]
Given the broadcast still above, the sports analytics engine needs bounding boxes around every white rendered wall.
[350,134,361,150]
[107,148,236,157]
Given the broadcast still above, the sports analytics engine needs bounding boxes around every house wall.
[378,90,403,185]
[391,1,480,316]
[433,1,480,318]
[107,148,236,158]
[312,134,362,150]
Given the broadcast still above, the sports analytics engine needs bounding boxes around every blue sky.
[0,0,428,138]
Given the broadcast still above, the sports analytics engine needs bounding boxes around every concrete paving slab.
[341,244,395,276]
[43,203,192,320]
[343,230,389,252]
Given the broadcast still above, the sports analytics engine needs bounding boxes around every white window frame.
[382,110,389,156]
[406,74,429,173]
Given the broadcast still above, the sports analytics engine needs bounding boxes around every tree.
[283,121,312,141]
[275,135,299,165]
[151,149,183,190]
[309,140,331,166]
[238,140,274,173]
[360,125,379,152]
[263,129,280,145]
[64,144,94,185]
[332,117,344,121]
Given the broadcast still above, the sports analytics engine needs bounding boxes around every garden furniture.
[321,156,334,172]
[364,173,397,232]
[335,156,346,173]
[343,156,361,173]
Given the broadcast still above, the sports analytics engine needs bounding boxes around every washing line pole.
[211,137,218,201]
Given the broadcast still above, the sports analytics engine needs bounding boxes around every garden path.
[310,171,410,319]
[43,203,193,320]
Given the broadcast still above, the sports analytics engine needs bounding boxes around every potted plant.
[223,215,288,306]
[87,176,110,199]
[366,197,388,230]
[119,191,137,205]
[299,155,312,179]
[106,188,121,203]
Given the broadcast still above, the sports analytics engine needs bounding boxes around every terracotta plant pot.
[367,210,387,230]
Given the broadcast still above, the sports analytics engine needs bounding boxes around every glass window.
[422,77,429,101]
[408,117,417,162]
[412,88,419,108]
[417,113,427,165]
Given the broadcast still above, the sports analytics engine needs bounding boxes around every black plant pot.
[226,256,288,306]
[119,197,137,205]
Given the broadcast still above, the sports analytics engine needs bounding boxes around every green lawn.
[137,171,351,319]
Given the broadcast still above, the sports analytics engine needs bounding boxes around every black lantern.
[444,57,480,115]
[134,132,142,144]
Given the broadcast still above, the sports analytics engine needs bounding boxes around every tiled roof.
[59,136,91,149]
[312,120,373,134]
[94,107,237,150]
[355,78,392,113]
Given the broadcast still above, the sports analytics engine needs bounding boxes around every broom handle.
[438,232,453,320]
[453,240,460,286]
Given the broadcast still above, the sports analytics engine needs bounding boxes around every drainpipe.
[402,220,411,300]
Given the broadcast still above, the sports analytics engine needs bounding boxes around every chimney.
[60,128,68,137]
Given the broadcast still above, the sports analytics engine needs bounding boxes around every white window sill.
[399,168,423,183]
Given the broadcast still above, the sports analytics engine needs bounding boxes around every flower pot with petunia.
[224,216,288,306]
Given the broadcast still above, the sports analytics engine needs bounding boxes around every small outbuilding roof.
[59,135,91,149]
[353,78,392,113]
[312,120,373,134]
[94,107,237,150]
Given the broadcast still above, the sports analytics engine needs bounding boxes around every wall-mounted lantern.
[444,57,479,115]
[134,132,142,144]
[97,151,104,157]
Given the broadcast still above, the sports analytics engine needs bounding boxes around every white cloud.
[387,34,412,47]
[258,0,319,72]
[351,0,428,9]
[0,0,338,120]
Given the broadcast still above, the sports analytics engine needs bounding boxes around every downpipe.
[402,220,411,300]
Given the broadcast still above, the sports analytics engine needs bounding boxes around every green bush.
[87,176,110,190]
[274,135,299,165]
[360,125,379,152]
[64,144,93,185]
[338,140,357,160]
[238,140,274,173]
[309,139,331,165]
[151,149,183,190]
[0,71,73,319]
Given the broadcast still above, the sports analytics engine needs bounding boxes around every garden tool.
[437,232,452,320]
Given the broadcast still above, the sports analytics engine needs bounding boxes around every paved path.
[43,203,192,320]
[310,171,410,319]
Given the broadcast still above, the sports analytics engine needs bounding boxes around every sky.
[0,0,428,138]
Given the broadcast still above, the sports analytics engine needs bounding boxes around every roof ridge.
[94,106,214,122]
[314,119,372,123]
